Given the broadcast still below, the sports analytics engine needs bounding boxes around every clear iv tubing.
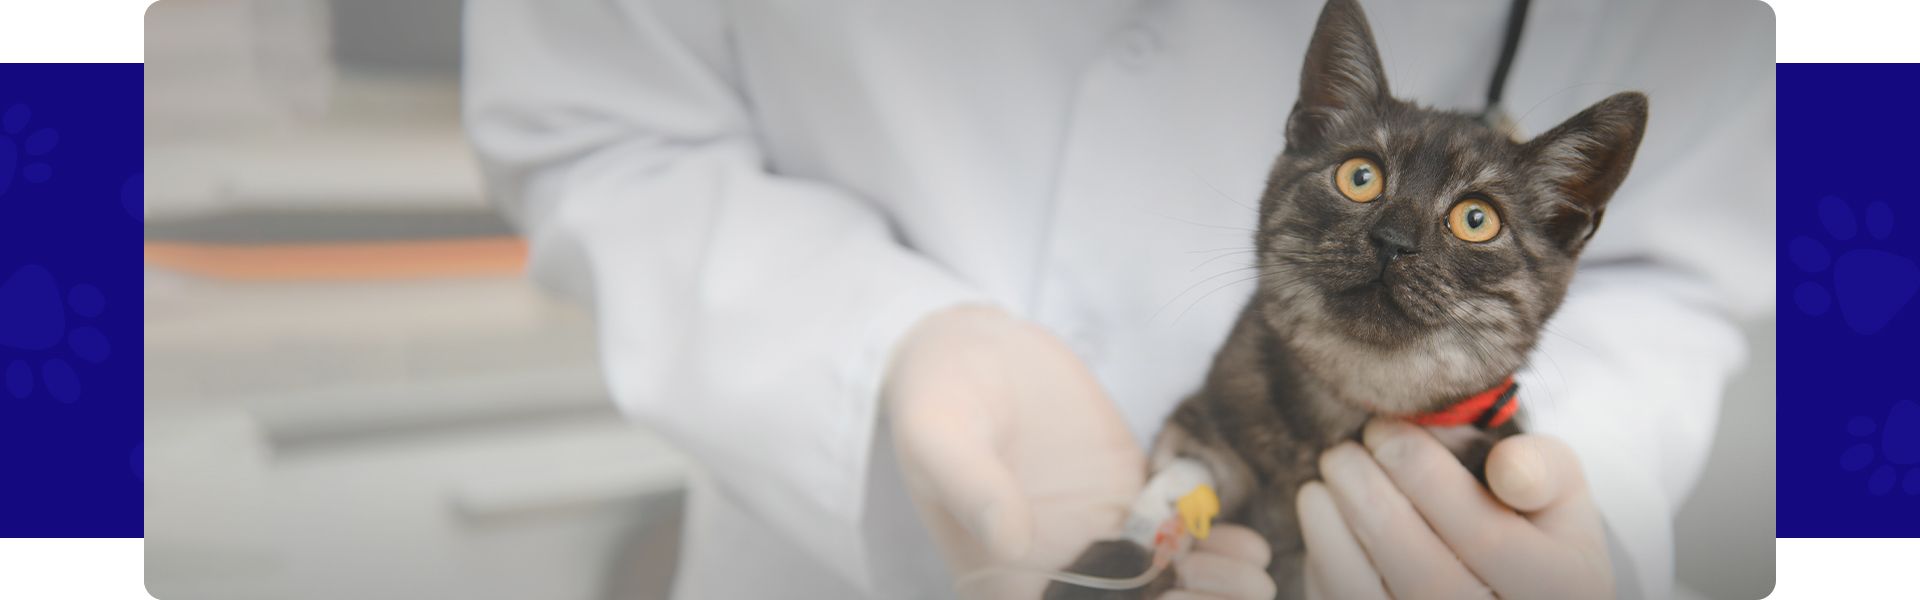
[952,516,1192,592]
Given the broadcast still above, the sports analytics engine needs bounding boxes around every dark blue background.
[1777,63,1920,537]
[0,64,143,537]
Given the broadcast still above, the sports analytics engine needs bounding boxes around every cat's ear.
[1287,0,1390,149]
[1523,92,1648,253]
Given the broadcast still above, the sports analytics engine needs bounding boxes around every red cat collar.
[1411,376,1519,429]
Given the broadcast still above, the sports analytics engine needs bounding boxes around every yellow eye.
[1448,198,1502,243]
[1335,157,1384,203]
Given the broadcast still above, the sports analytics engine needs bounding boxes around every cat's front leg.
[1238,478,1310,600]
[1117,458,1218,547]
[1039,459,1209,600]
[1042,418,1263,600]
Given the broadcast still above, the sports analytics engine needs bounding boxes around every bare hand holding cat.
[886,306,1277,600]
[1298,420,1613,600]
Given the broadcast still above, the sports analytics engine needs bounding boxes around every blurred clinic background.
[141,1,1774,599]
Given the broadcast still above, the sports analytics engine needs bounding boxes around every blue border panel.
[1777,63,1920,537]
[0,63,143,537]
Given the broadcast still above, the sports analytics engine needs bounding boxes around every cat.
[1042,0,1646,598]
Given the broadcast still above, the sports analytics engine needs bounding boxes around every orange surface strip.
[144,237,528,281]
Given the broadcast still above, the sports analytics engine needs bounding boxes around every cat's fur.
[1043,0,1646,598]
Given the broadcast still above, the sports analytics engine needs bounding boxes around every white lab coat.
[462,1,1773,598]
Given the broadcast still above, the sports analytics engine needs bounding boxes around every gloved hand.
[886,306,1276,599]
[1297,420,1613,600]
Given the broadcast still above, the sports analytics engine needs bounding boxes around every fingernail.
[1491,442,1556,511]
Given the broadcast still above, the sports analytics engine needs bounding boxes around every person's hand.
[886,306,1276,599]
[1296,420,1612,600]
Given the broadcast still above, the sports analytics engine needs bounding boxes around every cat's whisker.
[1189,250,1259,273]
[1541,323,1599,355]
[1185,246,1252,255]
[1524,344,1569,414]
[1153,265,1287,321]
[1159,269,1297,323]
[1499,80,1631,140]
[1166,269,1306,324]
[1186,166,1262,215]
[1170,270,1316,326]
[1527,324,1595,413]
[1137,208,1259,234]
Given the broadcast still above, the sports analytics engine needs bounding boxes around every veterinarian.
[464,0,1771,598]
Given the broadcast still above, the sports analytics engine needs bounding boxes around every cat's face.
[1256,0,1647,413]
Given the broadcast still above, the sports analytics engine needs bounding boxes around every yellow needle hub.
[1176,484,1220,540]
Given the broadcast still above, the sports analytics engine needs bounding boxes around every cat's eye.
[1447,198,1502,243]
[1335,157,1384,203]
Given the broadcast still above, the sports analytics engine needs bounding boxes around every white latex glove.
[1297,420,1613,600]
[886,306,1276,600]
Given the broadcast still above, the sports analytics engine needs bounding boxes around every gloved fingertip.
[1488,437,1558,512]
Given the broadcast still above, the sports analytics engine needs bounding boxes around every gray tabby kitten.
[1044,0,1646,598]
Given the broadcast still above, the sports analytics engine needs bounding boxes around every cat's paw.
[0,103,58,198]
[1791,196,1919,334]
[1839,400,1920,496]
[1,265,110,403]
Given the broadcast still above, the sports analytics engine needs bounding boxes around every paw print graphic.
[0,103,58,198]
[1841,400,1920,496]
[1791,196,1919,334]
[0,265,109,403]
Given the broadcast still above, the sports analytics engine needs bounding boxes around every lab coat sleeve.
[462,0,982,590]
[1513,4,1773,598]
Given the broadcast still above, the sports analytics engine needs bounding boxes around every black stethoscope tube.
[1486,0,1531,113]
